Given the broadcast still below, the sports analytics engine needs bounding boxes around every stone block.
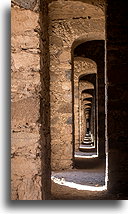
[49,35,63,47]
[11,7,39,35]
[11,97,40,129]
[11,35,39,50]
[59,50,71,63]
[12,0,37,10]
[12,52,40,71]
[11,131,41,200]
[49,1,104,20]
[62,82,71,91]
[11,70,41,102]
[58,103,72,114]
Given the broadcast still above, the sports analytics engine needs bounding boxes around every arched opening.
[47,0,107,198]
[11,0,128,200]
[73,40,105,160]
[73,73,98,158]
[70,39,106,192]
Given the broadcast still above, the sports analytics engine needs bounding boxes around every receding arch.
[48,0,106,196]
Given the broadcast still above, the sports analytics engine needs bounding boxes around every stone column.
[107,0,128,194]
[11,2,42,200]
[90,99,95,143]
[49,46,73,170]
[74,79,79,152]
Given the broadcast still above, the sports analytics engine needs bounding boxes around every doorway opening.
[49,0,108,199]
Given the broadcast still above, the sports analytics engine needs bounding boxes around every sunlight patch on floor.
[51,176,107,191]
[74,154,98,159]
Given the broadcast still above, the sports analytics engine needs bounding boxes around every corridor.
[51,133,106,199]
[11,0,128,200]
[50,0,107,199]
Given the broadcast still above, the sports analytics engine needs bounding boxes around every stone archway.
[48,0,105,170]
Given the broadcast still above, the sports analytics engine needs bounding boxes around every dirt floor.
[51,180,127,200]
[75,151,97,157]
[52,168,105,187]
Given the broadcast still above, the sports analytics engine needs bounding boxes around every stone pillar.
[11,1,42,200]
[74,79,79,152]
[107,0,128,194]
[97,44,105,159]
[90,97,95,142]
[49,47,73,170]
[81,105,86,141]
[95,79,98,152]
[79,97,82,143]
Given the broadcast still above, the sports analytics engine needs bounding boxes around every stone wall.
[11,0,128,200]
[107,0,128,195]
[11,0,42,200]
[48,0,105,12]
[11,0,106,199]
[11,0,51,200]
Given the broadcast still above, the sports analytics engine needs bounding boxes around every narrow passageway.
[79,135,95,152]
[51,100,106,197]
[11,0,128,200]
[50,0,107,199]
[52,133,106,197]
[75,133,97,157]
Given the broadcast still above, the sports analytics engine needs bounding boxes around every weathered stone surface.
[59,51,71,63]
[49,1,104,20]
[11,8,39,35]
[11,174,42,200]
[11,7,41,103]
[11,35,39,51]
[11,133,41,159]
[49,0,105,170]
[12,0,37,10]
[11,5,43,200]
[50,35,63,47]
[65,69,71,80]
[58,103,72,113]
[11,132,42,200]
[62,82,71,91]
[66,117,72,125]
[11,56,40,101]
[11,0,128,200]
[12,52,40,70]
[11,97,40,131]
[63,93,72,102]
[74,57,97,80]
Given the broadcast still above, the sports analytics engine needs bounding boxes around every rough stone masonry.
[11,0,128,200]
[11,0,42,200]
